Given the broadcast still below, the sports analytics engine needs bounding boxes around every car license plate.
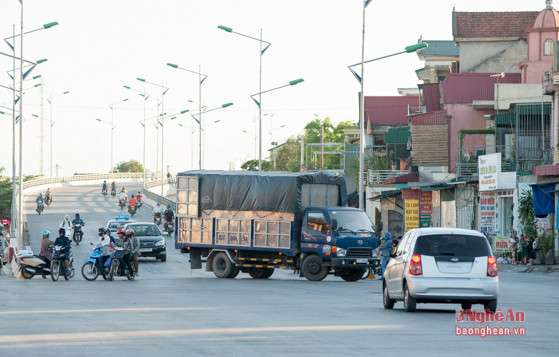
[356,258,368,263]
[140,248,152,253]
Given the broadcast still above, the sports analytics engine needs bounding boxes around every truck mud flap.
[189,248,202,270]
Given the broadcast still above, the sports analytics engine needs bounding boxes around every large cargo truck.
[175,170,381,281]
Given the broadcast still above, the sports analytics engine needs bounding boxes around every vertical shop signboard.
[419,190,432,227]
[480,191,496,234]
[403,188,419,232]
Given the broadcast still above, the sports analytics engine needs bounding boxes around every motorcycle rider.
[102,180,108,194]
[114,228,134,276]
[118,190,127,208]
[127,228,140,278]
[54,228,72,277]
[128,195,137,214]
[36,193,44,212]
[163,205,175,231]
[39,230,54,278]
[45,188,53,204]
[71,214,85,241]
[97,227,112,264]
[111,181,117,193]
[153,203,163,224]
[60,215,73,237]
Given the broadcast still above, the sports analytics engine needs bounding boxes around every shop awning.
[369,190,401,201]
[530,183,556,217]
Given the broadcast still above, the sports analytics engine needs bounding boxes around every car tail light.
[487,256,498,277]
[409,254,422,276]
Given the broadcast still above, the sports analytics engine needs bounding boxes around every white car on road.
[383,227,499,312]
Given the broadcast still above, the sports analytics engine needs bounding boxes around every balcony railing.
[368,170,410,184]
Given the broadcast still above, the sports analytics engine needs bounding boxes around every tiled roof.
[442,73,521,104]
[364,96,420,126]
[419,40,459,56]
[453,11,539,39]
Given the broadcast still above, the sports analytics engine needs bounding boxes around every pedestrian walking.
[509,230,518,265]
[0,231,8,274]
[378,232,392,280]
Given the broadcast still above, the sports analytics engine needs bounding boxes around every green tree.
[240,159,272,171]
[0,168,12,219]
[518,189,537,240]
[303,118,356,170]
[273,136,302,172]
[112,159,143,173]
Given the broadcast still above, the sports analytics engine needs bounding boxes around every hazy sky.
[0,0,544,176]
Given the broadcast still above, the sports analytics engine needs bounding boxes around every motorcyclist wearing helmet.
[163,205,175,231]
[36,193,44,205]
[45,188,53,204]
[39,230,54,278]
[127,228,140,277]
[54,228,71,276]
[102,180,108,193]
[129,195,137,209]
[72,213,85,227]
[114,228,134,276]
[136,189,142,200]
[97,227,112,263]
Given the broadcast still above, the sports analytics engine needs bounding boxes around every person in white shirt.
[97,227,112,263]
[60,215,73,237]
[153,203,163,224]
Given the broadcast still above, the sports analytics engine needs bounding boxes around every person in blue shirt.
[378,231,392,281]
[54,228,71,277]
[71,213,85,227]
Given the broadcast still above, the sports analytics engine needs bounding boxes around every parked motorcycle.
[119,199,126,210]
[51,245,74,281]
[36,202,44,215]
[17,249,51,279]
[108,247,135,281]
[154,212,162,226]
[128,205,137,217]
[81,243,111,281]
[72,224,84,245]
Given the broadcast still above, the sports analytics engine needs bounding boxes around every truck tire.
[339,268,366,282]
[212,252,235,279]
[301,255,329,281]
[248,268,274,279]
[228,267,240,279]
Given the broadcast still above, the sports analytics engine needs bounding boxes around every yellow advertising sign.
[405,199,419,232]
[494,236,512,254]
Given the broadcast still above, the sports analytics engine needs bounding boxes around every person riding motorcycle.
[127,228,140,277]
[102,180,108,194]
[54,228,72,277]
[111,181,117,192]
[163,205,175,231]
[118,190,127,207]
[128,195,137,212]
[45,188,52,204]
[71,214,85,240]
[97,227,112,264]
[39,230,54,278]
[136,189,142,200]
[113,228,134,276]
[36,193,44,205]
[60,215,73,234]
[153,203,163,224]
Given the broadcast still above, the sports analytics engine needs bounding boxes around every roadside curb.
[497,264,559,273]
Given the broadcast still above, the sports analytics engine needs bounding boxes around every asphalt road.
[1,182,558,356]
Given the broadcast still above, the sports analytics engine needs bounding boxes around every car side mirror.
[330,219,338,231]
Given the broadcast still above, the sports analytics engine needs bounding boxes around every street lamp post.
[348,41,427,210]
[249,78,304,168]
[218,25,271,171]
[108,98,129,172]
[47,91,70,177]
[137,78,168,197]
[190,103,234,169]
[167,63,207,169]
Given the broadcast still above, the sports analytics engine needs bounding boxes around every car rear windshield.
[129,225,161,237]
[413,234,491,257]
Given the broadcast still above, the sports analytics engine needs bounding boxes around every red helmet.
[117,228,125,235]
[125,228,135,236]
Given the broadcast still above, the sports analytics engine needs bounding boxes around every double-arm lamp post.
[348,42,427,210]
[189,103,234,169]
[218,25,271,171]
[166,63,207,170]
[249,79,304,169]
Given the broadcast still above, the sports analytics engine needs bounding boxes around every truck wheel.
[339,268,366,282]
[228,267,240,279]
[301,255,329,281]
[212,252,235,279]
[248,268,274,279]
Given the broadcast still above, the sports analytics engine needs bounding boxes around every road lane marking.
[0,307,216,315]
[0,324,402,345]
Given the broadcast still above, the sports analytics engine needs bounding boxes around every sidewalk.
[497,263,559,273]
